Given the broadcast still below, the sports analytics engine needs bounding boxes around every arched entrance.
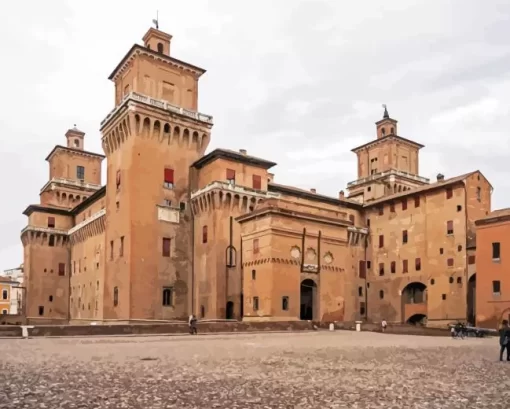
[467,274,476,325]
[226,301,234,319]
[300,279,317,320]
[401,282,427,324]
[407,314,427,326]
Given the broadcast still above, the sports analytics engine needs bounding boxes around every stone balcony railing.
[40,177,102,193]
[347,169,430,188]
[20,225,69,236]
[190,181,280,200]
[100,91,214,126]
[68,209,106,235]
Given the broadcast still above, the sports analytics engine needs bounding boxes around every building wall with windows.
[475,209,510,328]
[18,24,494,325]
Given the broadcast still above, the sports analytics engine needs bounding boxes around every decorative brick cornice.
[242,257,345,272]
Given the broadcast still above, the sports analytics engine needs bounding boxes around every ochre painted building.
[20,27,492,326]
[474,209,510,328]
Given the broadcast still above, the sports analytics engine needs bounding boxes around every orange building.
[19,26,492,325]
[474,209,510,328]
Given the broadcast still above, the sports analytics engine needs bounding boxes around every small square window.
[457,205,462,212]
[431,278,435,285]
[442,294,447,300]
[447,258,454,267]
[378,207,384,216]
[440,248,444,255]
[457,277,462,284]
[414,196,420,207]
[449,277,454,284]
[446,188,453,199]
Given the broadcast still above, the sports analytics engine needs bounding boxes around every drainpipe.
[67,241,72,323]
[189,166,195,316]
[364,235,368,321]
[240,232,244,319]
[463,182,469,323]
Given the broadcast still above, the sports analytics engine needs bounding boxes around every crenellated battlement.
[69,209,106,245]
[190,181,280,216]
[101,92,212,156]
[20,227,69,247]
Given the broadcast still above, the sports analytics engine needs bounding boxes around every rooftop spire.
[382,104,389,119]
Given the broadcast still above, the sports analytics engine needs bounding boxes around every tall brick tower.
[347,106,429,203]
[21,128,104,321]
[100,26,213,320]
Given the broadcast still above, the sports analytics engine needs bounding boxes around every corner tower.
[346,106,429,203]
[100,26,213,320]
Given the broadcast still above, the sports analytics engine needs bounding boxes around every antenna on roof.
[152,10,159,29]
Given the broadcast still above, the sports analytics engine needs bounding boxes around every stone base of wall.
[0,314,26,325]
[0,319,457,338]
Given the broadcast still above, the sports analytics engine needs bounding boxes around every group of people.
[499,320,510,361]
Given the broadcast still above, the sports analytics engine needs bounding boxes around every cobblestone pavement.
[1,331,509,408]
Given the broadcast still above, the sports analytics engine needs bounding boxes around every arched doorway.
[467,274,476,325]
[226,301,234,320]
[300,279,317,320]
[407,314,427,326]
[401,282,427,324]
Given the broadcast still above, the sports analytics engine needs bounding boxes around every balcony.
[190,181,280,200]
[40,177,102,193]
[100,92,214,127]
[347,169,430,188]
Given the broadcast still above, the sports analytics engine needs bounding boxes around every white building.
[1,265,23,314]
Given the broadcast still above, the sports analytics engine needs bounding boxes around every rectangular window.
[282,296,289,311]
[47,217,55,228]
[110,240,114,260]
[402,199,407,211]
[493,280,501,294]
[76,166,85,180]
[252,269,256,280]
[366,218,370,227]
[116,170,121,189]
[253,296,259,311]
[415,258,421,271]
[253,238,259,254]
[446,220,454,235]
[379,263,384,276]
[120,236,124,257]
[414,196,420,208]
[379,235,384,248]
[226,169,236,184]
[38,306,44,316]
[402,230,408,244]
[492,242,501,260]
[447,258,454,267]
[162,238,171,257]
[164,168,174,189]
[202,226,208,244]
[359,260,366,278]
[113,287,119,307]
[58,263,65,276]
[252,175,262,190]
[367,261,371,269]
[162,287,173,306]
[403,260,408,273]
[73,261,76,275]
[446,187,453,199]
[468,255,476,265]
[358,287,363,296]
[360,302,366,316]
[48,235,55,247]
[390,261,396,273]
[390,202,395,212]
[476,187,481,202]
[378,206,383,216]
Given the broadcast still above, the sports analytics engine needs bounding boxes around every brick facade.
[19,26,493,326]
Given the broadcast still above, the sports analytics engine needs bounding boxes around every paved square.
[0,331,508,408]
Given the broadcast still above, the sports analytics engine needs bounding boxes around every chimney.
[310,188,316,194]
[339,190,345,199]
[436,173,445,182]
[267,173,274,183]
[239,149,247,156]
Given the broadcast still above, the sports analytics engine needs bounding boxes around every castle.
[20,26,491,326]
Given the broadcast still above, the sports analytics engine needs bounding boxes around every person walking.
[499,320,510,361]
[381,319,387,333]
[188,314,198,335]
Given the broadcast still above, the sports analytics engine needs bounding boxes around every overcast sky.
[1,0,509,271]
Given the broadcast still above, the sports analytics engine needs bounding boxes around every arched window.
[74,139,80,147]
[157,42,164,53]
[381,127,386,135]
[162,287,173,306]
